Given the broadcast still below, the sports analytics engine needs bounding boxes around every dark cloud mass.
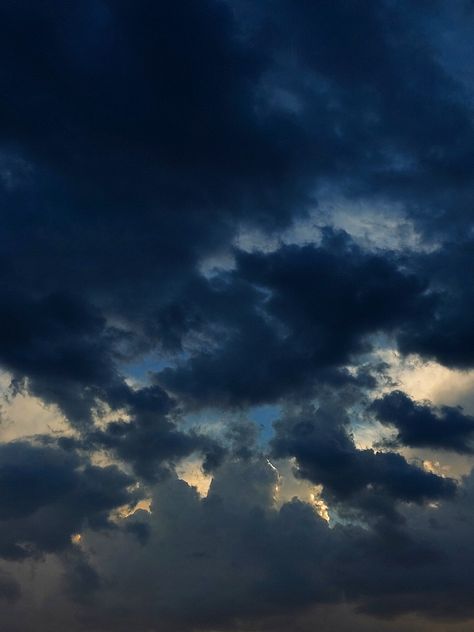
[271,404,457,521]
[372,390,474,454]
[1,1,474,630]
[0,440,133,560]
[157,233,433,408]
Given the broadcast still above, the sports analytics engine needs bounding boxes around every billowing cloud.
[1,1,474,630]
[271,404,457,521]
[0,440,133,560]
[158,234,433,408]
[372,390,474,453]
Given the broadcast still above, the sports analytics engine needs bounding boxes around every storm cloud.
[1,1,474,630]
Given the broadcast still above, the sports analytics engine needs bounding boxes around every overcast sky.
[2,2,474,631]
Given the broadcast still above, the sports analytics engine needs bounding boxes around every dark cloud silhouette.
[87,414,224,482]
[1,0,474,630]
[158,233,433,408]
[399,238,474,369]
[372,390,474,454]
[0,292,126,427]
[271,405,456,521]
[2,459,474,632]
[0,441,133,560]
[0,0,470,421]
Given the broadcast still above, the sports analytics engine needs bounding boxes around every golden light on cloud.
[268,459,331,521]
[422,460,451,477]
[371,351,474,479]
[0,370,68,441]
[310,486,330,522]
[176,458,213,496]
[114,498,152,520]
[381,351,474,413]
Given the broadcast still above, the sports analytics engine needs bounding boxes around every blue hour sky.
[2,2,474,631]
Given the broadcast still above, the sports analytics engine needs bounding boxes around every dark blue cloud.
[157,232,433,408]
[0,1,474,630]
[271,405,456,522]
[0,441,133,560]
[399,238,474,368]
[372,390,474,453]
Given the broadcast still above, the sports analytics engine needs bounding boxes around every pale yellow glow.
[0,368,136,443]
[271,459,331,521]
[381,351,474,413]
[0,370,68,441]
[116,498,152,519]
[176,457,212,496]
[422,460,451,477]
[310,486,330,522]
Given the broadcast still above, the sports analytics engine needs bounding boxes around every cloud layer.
[2,1,474,630]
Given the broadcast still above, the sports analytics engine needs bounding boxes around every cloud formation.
[373,390,474,454]
[1,1,474,630]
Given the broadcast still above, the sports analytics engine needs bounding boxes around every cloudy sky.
[2,1,474,630]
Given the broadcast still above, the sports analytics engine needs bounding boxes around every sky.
[2,1,474,630]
